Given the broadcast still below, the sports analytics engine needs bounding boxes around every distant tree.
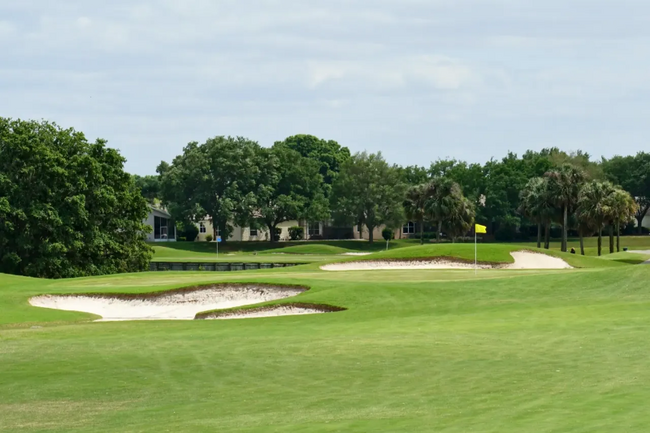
[159,137,262,241]
[256,145,330,243]
[577,181,617,256]
[274,134,350,197]
[429,159,484,211]
[444,196,476,242]
[398,165,430,186]
[0,118,151,278]
[602,152,650,234]
[403,183,433,244]
[331,152,406,243]
[132,175,161,204]
[607,188,638,253]
[427,177,464,243]
[545,164,585,252]
[540,148,604,180]
[519,177,555,249]
[481,152,554,234]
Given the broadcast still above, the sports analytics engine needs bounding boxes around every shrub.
[414,231,438,240]
[206,234,213,242]
[176,221,199,242]
[178,236,187,242]
[289,226,304,241]
[382,228,394,241]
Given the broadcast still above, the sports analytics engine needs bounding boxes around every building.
[144,207,176,242]
[352,223,415,241]
[195,219,326,242]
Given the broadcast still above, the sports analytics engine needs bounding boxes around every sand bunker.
[29,284,308,321]
[198,303,345,320]
[321,251,572,271]
[341,252,373,256]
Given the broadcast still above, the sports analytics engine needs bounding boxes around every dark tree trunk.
[536,222,542,249]
[598,228,602,256]
[368,225,375,244]
[544,222,551,249]
[579,230,585,256]
[436,221,442,243]
[616,222,620,252]
[608,224,614,254]
[562,205,568,252]
[267,222,278,243]
[639,216,645,234]
[420,218,424,245]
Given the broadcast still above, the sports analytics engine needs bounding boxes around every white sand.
[321,251,572,271]
[341,252,373,256]
[506,251,572,269]
[29,285,305,321]
[208,306,328,320]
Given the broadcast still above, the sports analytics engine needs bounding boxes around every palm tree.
[519,177,555,249]
[577,181,617,256]
[403,183,433,245]
[545,164,585,252]
[607,188,638,252]
[427,178,463,243]
[444,196,476,241]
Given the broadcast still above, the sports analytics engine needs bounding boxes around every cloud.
[1,0,649,173]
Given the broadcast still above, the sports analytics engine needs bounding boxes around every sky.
[1,1,649,175]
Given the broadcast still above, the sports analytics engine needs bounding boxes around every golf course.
[3,242,650,432]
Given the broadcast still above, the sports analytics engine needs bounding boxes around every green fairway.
[2,244,650,432]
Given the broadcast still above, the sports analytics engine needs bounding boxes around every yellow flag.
[475,224,487,234]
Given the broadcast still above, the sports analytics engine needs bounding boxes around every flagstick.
[474,230,477,276]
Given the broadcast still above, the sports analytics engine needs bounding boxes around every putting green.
[2,244,650,432]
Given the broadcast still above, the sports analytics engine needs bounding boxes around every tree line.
[3,116,647,278]
[145,135,649,251]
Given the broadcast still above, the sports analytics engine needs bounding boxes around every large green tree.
[602,152,650,233]
[0,118,151,278]
[331,152,405,243]
[159,136,262,240]
[274,134,350,197]
[256,145,330,242]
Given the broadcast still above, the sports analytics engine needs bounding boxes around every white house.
[195,218,324,242]
[144,207,176,242]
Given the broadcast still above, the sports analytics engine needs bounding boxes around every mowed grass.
[2,246,650,432]
[327,243,628,268]
[150,240,412,262]
[518,235,650,256]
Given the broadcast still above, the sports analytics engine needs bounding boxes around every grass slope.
[150,241,407,262]
[2,257,650,431]
[325,243,626,268]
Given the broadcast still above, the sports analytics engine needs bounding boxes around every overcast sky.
[1,1,649,174]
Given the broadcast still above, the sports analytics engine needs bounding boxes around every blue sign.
[216,236,222,243]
